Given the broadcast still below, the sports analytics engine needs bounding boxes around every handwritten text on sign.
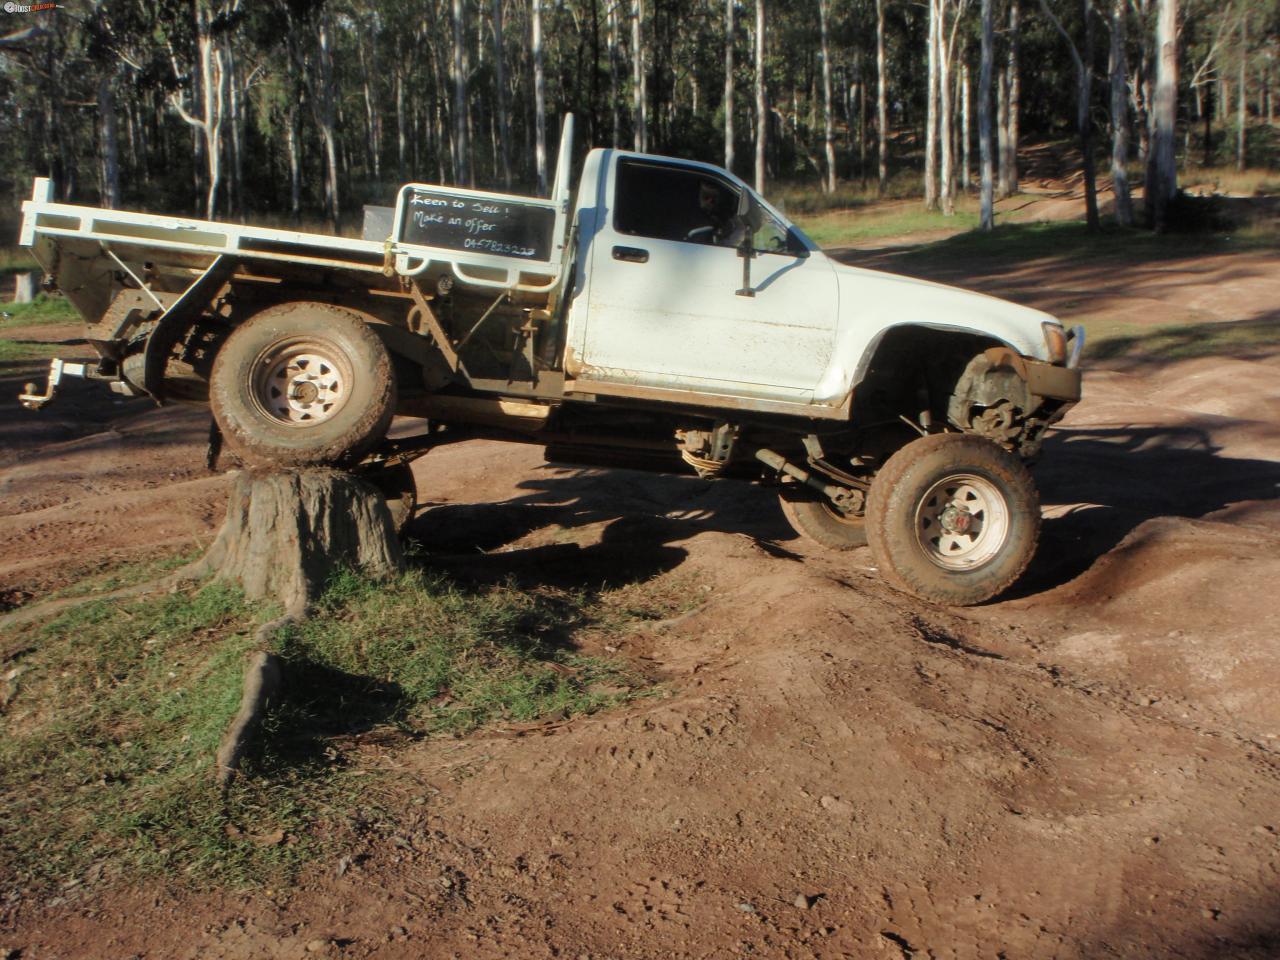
[398,189,557,262]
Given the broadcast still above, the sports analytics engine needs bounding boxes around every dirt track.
[2,236,1279,958]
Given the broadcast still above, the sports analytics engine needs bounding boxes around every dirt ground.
[2,224,1279,958]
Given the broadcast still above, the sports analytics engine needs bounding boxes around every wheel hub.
[252,340,351,426]
[938,504,973,534]
[914,473,1010,571]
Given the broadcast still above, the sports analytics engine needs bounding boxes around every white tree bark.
[493,0,512,188]
[1006,0,1021,194]
[452,0,471,186]
[980,0,995,229]
[724,0,735,171]
[1146,0,1178,228]
[1109,0,1134,225]
[98,71,120,209]
[819,0,837,193]
[924,0,940,209]
[168,7,224,220]
[754,0,766,192]
[609,0,621,147]
[633,0,648,152]
[314,14,341,231]
[877,0,888,190]
[962,62,972,192]
[533,0,548,193]
[1237,12,1247,172]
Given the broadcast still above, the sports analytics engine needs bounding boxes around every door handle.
[612,245,649,263]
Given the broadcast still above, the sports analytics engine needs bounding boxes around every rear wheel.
[865,433,1040,605]
[778,486,867,549]
[210,302,396,468]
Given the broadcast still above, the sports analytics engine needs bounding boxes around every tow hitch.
[18,358,89,411]
[17,357,137,410]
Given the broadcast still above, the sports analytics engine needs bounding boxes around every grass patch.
[796,197,979,248]
[0,564,680,893]
[0,293,80,330]
[1084,315,1280,364]
[894,219,1270,267]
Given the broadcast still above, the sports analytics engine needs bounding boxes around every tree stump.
[192,468,404,618]
[13,272,38,304]
[188,469,404,788]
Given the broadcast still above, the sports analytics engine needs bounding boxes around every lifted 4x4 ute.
[17,116,1082,606]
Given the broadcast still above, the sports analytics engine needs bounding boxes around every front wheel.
[210,302,396,468]
[865,433,1040,606]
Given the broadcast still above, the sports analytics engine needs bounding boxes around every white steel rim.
[914,473,1010,570]
[252,338,352,427]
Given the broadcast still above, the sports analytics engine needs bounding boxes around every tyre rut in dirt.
[210,302,396,468]
[865,433,1040,606]
[778,487,868,549]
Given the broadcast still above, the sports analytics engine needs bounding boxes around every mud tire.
[211,303,396,468]
[865,433,1040,606]
[778,487,868,549]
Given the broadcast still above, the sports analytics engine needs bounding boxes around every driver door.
[579,155,838,403]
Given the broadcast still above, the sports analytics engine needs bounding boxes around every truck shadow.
[1010,423,1280,598]
[410,465,796,593]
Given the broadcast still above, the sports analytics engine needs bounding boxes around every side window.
[613,159,742,249]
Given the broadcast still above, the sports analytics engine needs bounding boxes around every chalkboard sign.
[396,188,558,263]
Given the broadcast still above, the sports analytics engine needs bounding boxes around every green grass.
[894,218,1278,269]
[0,564,684,894]
[795,198,979,248]
[0,293,79,330]
[1084,315,1280,364]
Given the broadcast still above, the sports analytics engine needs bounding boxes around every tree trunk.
[754,0,766,193]
[452,0,471,186]
[191,470,404,619]
[962,62,972,192]
[1039,0,1100,230]
[925,0,940,209]
[1110,0,1134,226]
[724,0,735,171]
[633,0,648,153]
[859,77,868,182]
[980,0,995,230]
[819,0,837,193]
[396,70,407,182]
[1237,13,1247,172]
[287,106,302,224]
[314,15,341,232]
[876,0,889,191]
[1146,0,1178,229]
[98,71,120,209]
[997,68,1008,196]
[493,0,512,188]
[1005,0,1021,194]
[609,0,621,147]
[13,272,38,304]
[533,0,548,193]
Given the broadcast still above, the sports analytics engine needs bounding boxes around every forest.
[0,0,1276,234]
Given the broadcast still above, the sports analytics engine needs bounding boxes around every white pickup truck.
[17,116,1081,605]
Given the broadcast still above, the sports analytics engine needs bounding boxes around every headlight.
[1042,321,1068,364]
